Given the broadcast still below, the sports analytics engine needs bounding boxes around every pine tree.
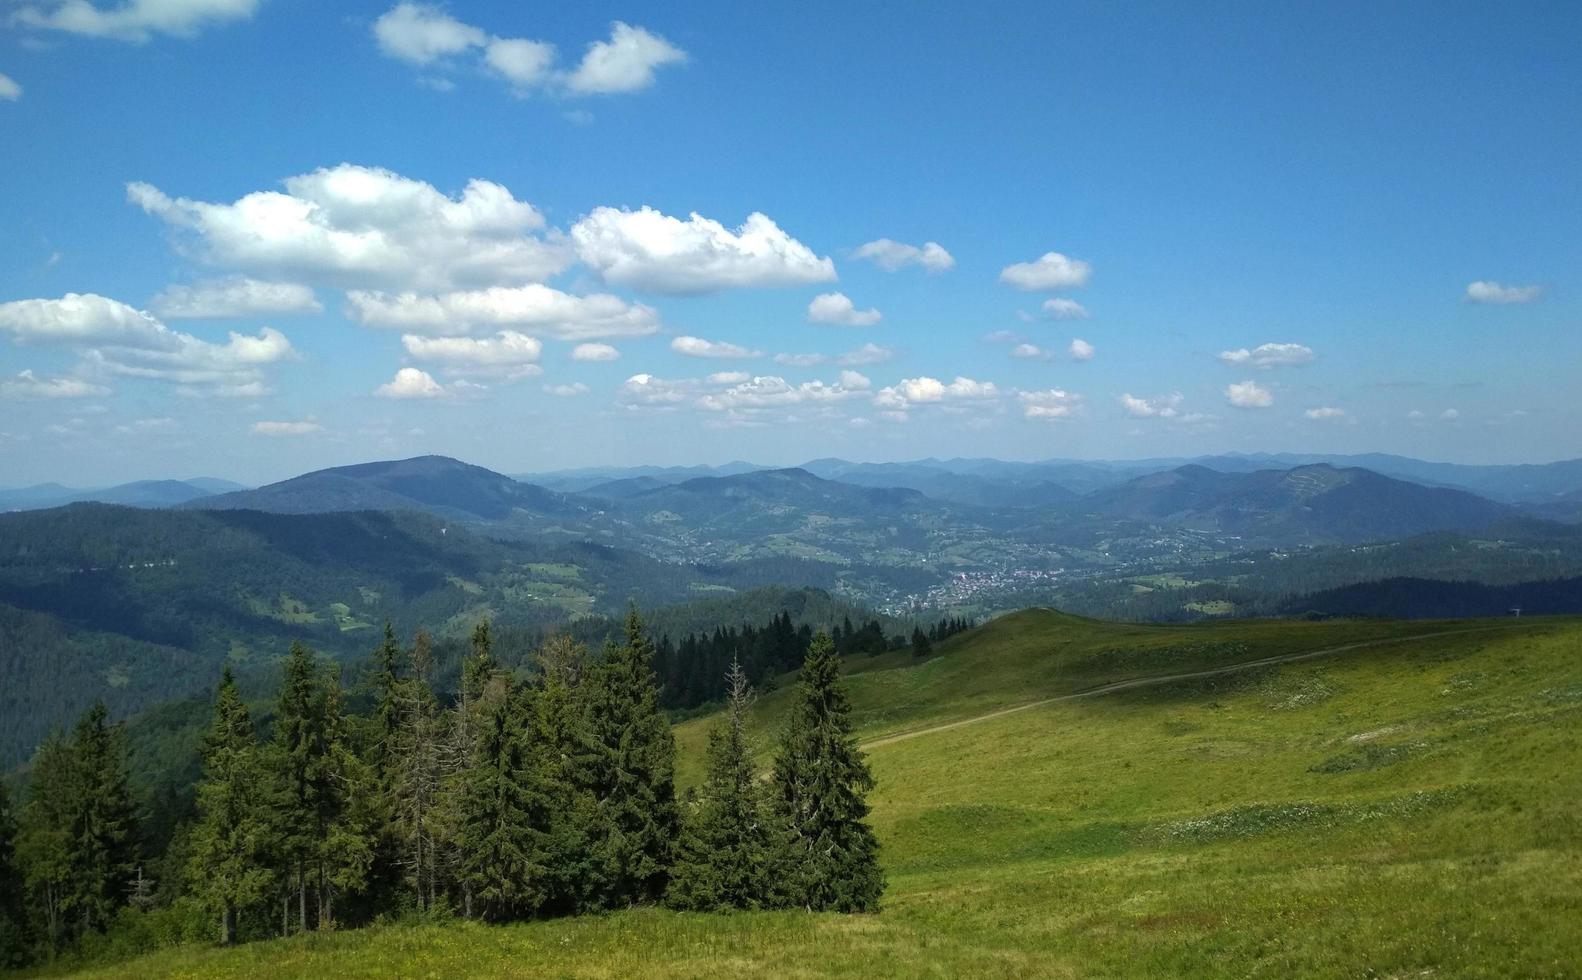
[269,642,371,931]
[770,632,884,912]
[910,627,932,658]
[444,621,501,918]
[529,634,596,915]
[17,734,72,949]
[0,780,32,967]
[390,629,444,914]
[582,609,679,907]
[188,668,276,945]
[667,659,772,911]
[453,675,549,921]
[61,702,139,933]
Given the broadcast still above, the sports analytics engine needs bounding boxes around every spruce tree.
[582,609,679,907]
[453,675,549,921]
[771,632,884,912]
[390,629,444,914]
[188,668,276,944]
[667,659,772,911]
[529,634,596,915]
[17,734,72,948]
[61,702,139,933]
[910,627,932,658]
[0,781,31,967]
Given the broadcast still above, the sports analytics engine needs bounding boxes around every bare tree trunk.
[298,864,307,934]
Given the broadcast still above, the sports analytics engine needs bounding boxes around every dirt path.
[861,624,1527,750]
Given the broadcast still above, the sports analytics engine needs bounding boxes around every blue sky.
[1,0,1578,485]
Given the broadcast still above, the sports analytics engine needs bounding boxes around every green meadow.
[48,611,1582,978]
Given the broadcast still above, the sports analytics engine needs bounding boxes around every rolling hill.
[186,455,594,525]
[1078,463,1512,544]
[69,609,1582,978]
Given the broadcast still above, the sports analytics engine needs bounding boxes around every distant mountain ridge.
[0,478,246,512]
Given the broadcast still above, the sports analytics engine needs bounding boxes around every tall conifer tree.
[771,632,884,912]
[582,609,679,906]
[0,781,31,967]
[188,668,276,944]
[61,702,139,933]
[667,659,772,911]
[17,734,72,949]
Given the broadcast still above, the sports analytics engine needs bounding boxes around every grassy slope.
[53,612,1582,978]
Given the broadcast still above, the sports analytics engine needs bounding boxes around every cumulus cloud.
[1040,297,1089,320]
[1441,408,1460,421]
[852,238,954,273]
[375,367,450,399]
[1217,342,1315,369]
[1119,392,1183,418]
[0,292,295,394]
[807,292,881,327]
[0,369,109,399]
[401,331,542,380]
[1018,388,1082,420]
[671,335,761,359]
[565,21,686,94]
[1304,406,1346,420]
[697,373,869,412]
[1011,343,1050,360]
[0,73,21,101]
[873,376,998,411]
[344,285,659,340]
[838,342,893,365]
[1465,280,1542,304]
[570,206,835,294]
[129,164,567,292]
[619,372,691,407]
[372,9,683,97]
[15,0,260,42]
[571,342,619,362]
[373,3,484,64]
[1068,338,1094,361]
[1225,380,1274,408]
[252,419,322,436]
[543,382,589,397]
[150,277,321,318]
[707,371,750,385]
[999,252,1091,291]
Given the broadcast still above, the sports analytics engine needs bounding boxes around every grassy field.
[46,610,1582,978]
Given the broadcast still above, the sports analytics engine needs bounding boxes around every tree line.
[0,612,882,967]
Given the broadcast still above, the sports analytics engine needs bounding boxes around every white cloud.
[707,371,750,385]
[565,21,686,94]
[999,252,1092,291]
[983,330,1020,344]
[1217,342,1315,369]
[1225,380,1274,408]
[0,369,109,399]
[1407,409,1426,421]
[0,292,295,394]
[807,292,881,327]
[838,342,893,365]
[129,164,565,291]
[345,285,659,340]
[570,205,835,294]
[697,374,868,412]
[150,277,321,318]
[372,3,484,65]
[484,37,556,88]
[1018,388,1082,420]
[874,376,998,409]
[1119,392,1183,418]
[571,342,619,362]
[375,367,450,399]
[1441,408,1460,421]
[543,382,589,397]
[774,352,826,367]
[1011,343,1050,360]
[1041,297,1089,320]
[1465,280,1542,304]
[852,238,955,273]
[16,0,260,42]
[619,372,691,407]
[252,419,322,436]
[671,335,762,359]
[401,331,542,380]
[1304,406,1347,420]
[1068,338,1094,361]
[0,73,21,101]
